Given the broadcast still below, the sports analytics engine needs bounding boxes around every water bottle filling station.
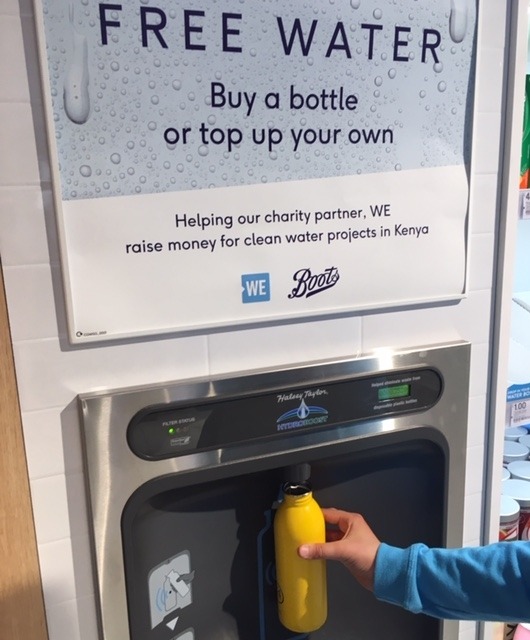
[79,341,470,640]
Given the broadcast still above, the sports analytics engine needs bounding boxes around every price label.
[510,400,530,426]
[520,190,530,219]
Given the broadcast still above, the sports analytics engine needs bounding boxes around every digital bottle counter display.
[377,383,411,402]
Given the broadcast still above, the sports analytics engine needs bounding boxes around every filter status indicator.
[377,384,411,402]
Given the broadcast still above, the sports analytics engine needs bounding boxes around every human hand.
[298,508,381,591]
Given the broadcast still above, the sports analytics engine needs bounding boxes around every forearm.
[374,541,530,621]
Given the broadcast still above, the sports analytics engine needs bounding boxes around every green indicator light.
[378,384,411,401]
[168,427,175,435]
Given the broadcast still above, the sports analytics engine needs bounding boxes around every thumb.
[298,542,338,560]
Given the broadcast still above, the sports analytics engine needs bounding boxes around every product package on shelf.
[520,75,530,189]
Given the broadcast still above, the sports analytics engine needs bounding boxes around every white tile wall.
[3,265,58,340]
[472,111,504,175]
[208,316,362,374]
[23,407,73,479]
[0,105,41,181]
[44,599,83,640]
[469,173,500,235]
[468,394,488,449]
[468,233,496,292]
[30,474,72,544]
[0,15,30,103]
[0,0,34,16]
[13,336,209,411]
[477,1,509,52]
[463,491,485,544]
[0,1,510,638]
[0,187,50,265]
[38,538,79,606]
[473,47,507,116]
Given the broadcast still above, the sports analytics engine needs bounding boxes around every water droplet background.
[40,0,476,200]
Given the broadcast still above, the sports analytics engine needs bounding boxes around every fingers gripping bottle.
[273,467,327,633]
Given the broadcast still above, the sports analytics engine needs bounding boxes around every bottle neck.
[282,481,312,505]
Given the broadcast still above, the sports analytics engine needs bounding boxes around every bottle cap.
[500,495,520,522]
[508,460,530,481]
[505,426,528,441]
[503,441,529,464]
[503,479,530,507]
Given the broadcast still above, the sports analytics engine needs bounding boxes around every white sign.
[35,0,476,342]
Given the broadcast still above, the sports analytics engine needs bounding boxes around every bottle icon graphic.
[449,0,469,43]
[63,3,90,124]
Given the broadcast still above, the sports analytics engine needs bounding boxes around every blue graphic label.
[507,383,530,402]
[242,273,271,303]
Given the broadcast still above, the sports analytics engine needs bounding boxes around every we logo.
[241,273,271,303]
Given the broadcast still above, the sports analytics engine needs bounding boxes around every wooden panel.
[0,267,48,638]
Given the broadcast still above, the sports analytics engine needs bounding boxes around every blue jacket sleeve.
[374,541,530,621]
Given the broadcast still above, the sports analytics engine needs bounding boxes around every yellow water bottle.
[273,469,327,633]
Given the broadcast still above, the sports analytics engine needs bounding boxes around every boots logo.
[288,267,339,299]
